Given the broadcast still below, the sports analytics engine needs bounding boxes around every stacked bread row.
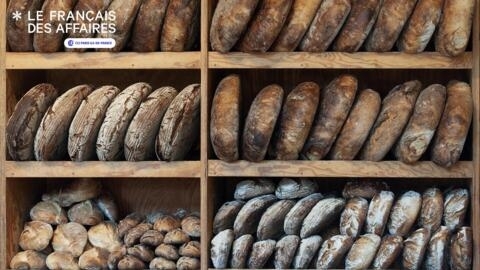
[7,0,199,52]
[9,179,200,270]
[210,74,473,167]
[210,0,475,56]
[6,82,200,161]
[210,179,472,269]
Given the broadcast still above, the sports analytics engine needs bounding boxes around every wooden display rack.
[0,0,479,269]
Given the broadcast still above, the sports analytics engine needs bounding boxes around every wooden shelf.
[208,160,473,178]
[4,161,201,178]
[5,52,201,69]
[209,52,473,69]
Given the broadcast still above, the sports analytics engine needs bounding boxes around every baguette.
[160,0,200,51]
[397,0,444,53]
[395,84,446,163]
[330,89,381,160]
[431,81,473,167]
[269,82,320,160]
[6,0,43,51]
[210,75,241,162]
[96,0,143,52]
[242,84,284,161]
[299,0,351,52]
[209,0,260,53]
[157,84,200,161]
[131,0,169,52]
[302,75,357,160]
[68,86,121,161]
[333,0,382,52]
[6,84,58,161]
[97,83,152,161]
[435,0,475,56]
[271,0,323,51]
[35,85,93,160]
[33,0,78,52]
[125,87,177,161]
[361,80,422,161]
[365,0,418,52]
[237,0,293,52]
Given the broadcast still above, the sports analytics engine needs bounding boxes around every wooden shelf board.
[5,161,201,178]
[209,52,473,69]
[5,52,201,69]
[208,160,473,178]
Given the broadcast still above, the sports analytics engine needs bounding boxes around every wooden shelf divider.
[4,161,202,178]
[209,51,473,69]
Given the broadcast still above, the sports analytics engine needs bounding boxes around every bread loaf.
[372,235,403,269]
[432,81,473,167]
[275,178,318,199]
[97,83,152,161]
[209,0,259,53]
[343,181,389,199]
[248,240,276,269]
[302,75,357,160]
[365,191,395,235]
[299,0,351,52]
[418,188,443,232]
[271,0,323,51]
[35,85,93,160]
[242,84,284,161]
[210,74,241,162]
[443,188,469,231]
[97,0,142,52]
[124,87,177,161]
[361,80,422,161]
[68,86,121,161]
[46,252,79,270]
[388,191,422,237]
[160,0,200,51]
[210,229,234,269]
[435,0,475,56]
[330,89,381,160]
[52,222,88,257]
[33,0,78,52]
[66,0,112,52]
[257,200,295,240]
[300,197,345,238]
[345,234,381,269]
[340,197,368,238]
[157,84,200,161]
[233,194,277,237]
[423,226,450,270]
[402,228,431,270]
[395,84,446,163]
[365,0,418,52]
[6,84,58,160]
[230,234,254,269]
[284,193,324,235]
[449,227,472,270]
[316,235,353,269]
[234,179,275,200]
[292,235,322,269]
[131,0,169,52]
[274,235,300,269]
[6,0,43,51]
[213,201,245,234]
[269,82,320,160]
[397,0,444,53]
[333,0,382,52]
[237,0,293,52]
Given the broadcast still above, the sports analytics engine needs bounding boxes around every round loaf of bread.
[7,0,43,51]
[131,0,169,52]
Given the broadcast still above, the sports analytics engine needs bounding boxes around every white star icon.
[12,11,22,21]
